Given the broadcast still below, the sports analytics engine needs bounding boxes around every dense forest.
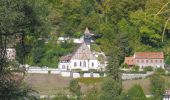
[14,0,170,67]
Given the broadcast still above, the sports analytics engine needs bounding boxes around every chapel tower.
[84,27,92,49]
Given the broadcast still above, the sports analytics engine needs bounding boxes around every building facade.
[124,52,164,69]
[58,28,104,71]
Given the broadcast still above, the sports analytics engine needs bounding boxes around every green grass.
[25,74,170,95]
[76,77,103,84]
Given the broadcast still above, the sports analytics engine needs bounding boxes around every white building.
[124,52,164,69]
[58,28,104,71]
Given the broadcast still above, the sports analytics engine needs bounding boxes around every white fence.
[26,67,103,78]
[26,67,154,79]
[122,72,154,80]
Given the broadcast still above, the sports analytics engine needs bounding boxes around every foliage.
[107,49,122,81]
[144,66,153,72]
[165,55,170,65]
[77,78,103,84]
[16,0,170,68]
[85,86,100,100]
[69,79,81,99]
[150,74,165,100]
[0,0,43,99]
[132,65,140,72]
[125,84,146,100]
[121,63,129,68]
[155,68,165,75]
[91,44,101,52]
[100,77,122,100]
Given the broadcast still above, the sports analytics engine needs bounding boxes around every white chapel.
[58,28,105,71]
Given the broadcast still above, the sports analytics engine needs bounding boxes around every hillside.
[14,0,170,67]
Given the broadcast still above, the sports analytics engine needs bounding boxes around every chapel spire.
[84,27,92,49]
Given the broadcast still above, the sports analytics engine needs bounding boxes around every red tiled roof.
[59,54,72,61]
[134,52,164,59]
[124,56,135,65]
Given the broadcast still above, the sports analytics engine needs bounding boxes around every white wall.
[72,73,80,78]
[70,59,99,71]
[93,73,100,77]
[83,73,91,77]
[58,62,70,70]
[61,71,71,77]
[135,59,164,69]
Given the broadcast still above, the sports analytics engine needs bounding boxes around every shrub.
[79,71,84,77]
[144,66,153,72]
[132,65,139,72]
[155,68,165,75]
[121,63,129,68]
[99,71,105,77]
[150,74,165,99]
[126,85,146,100]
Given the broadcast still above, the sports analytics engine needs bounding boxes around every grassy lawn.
[25,74,170,95]
[25,74,72,95]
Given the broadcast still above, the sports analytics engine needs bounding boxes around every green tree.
[85,86,100,100]
[125,85,146,100]
[150,74,165,100]
[0,0,46,99]
[101,77,122,100]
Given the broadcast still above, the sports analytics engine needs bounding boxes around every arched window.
[74,62,77,67]
[83,61,86,67]
[91,62,94,67]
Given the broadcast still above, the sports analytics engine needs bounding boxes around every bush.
[155,68,165,75]
[125,85,146,100]
[144,66,153,72]
[150,74,165,99]
[132,65,139,72]
[121,63,129,68]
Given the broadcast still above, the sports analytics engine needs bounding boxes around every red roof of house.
[134,52,164,59]
[59,54,72,61]
[124,56,135,65]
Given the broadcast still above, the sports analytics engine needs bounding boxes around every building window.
[91,62,94,67]
[74,62,77,67]
[83,61,86,67]
[146,60,148,63]
[62,65,65,69]
[151,60,153,63]
[137,60,139,63]
[80,61,82,66]
[160,60,162,63]
[155,60,157,63]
